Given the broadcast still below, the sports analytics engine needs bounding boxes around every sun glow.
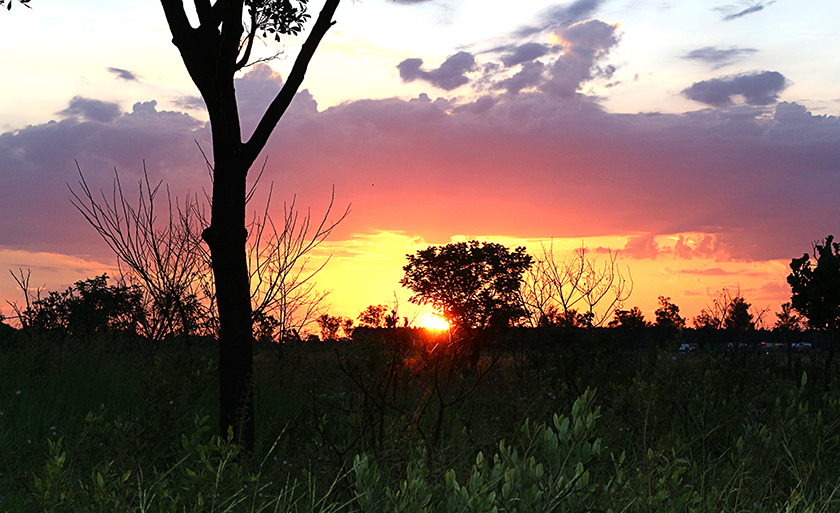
[419,313,450,331]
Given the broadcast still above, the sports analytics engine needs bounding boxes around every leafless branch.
[521,241,633,327]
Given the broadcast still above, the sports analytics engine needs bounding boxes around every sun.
[419,313,450,331]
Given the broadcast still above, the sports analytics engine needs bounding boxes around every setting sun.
[419,313,450,331]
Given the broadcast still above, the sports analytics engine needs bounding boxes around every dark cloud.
[58,96,122,123]
[724,4,763,20]
[500,43,552,67]
[171,95,206,111]
[397,51,476,90]
[495,61,545,94]
[682,71,787,107]
[107,67,140,81]
[716,1,775,21]
[515,0,605,37]
[682,46,758,69]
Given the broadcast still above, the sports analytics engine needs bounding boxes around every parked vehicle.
[679,343,698,354]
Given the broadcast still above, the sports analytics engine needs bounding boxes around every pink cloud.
[1,64,838,272]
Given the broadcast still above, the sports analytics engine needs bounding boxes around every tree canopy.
[400,241,533,334]
[608,306,650,330]
[788,235,840,333]
[654,295,685,330]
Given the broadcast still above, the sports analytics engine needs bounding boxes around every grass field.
[2,326,839,512]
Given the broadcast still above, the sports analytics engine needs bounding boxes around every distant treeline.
[350,325,828,353]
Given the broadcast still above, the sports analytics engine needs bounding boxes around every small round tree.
[400,241,533,363]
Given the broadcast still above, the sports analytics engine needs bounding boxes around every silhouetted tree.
[538,305,593,328]
[723,296,755,332]
[72,169,214,342]
[521,242,632,328]
[775,302,803,332]
[155,0,342,451]
[9,272,142,340]
[72,168,342,345]
[693,287,742,330]
[788,235,840,389]
[654,295,686,330]
[317,313,352,341]
[357,304,389,329]
[401,241,533,363]
[775,301,803,375]
[608,306,650,330]
[609,306,649,354]
[694,287,765,352]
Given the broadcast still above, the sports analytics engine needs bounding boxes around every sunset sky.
[1,0,838,329]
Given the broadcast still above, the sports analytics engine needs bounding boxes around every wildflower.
[15,391,20,395]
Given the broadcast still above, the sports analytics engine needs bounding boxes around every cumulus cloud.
[107,67,140,81]
[396,1,618,99]
[58,96,122,123]
[619,234,661,259]
[618,234,737,261]
[397,51,476,90]
[682,71,787,107]
[682,46,758,69]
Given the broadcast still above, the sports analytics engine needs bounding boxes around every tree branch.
[160,0,193,41]
[235,6,259,72]
[243,0,340,165]
[193,0,214,27]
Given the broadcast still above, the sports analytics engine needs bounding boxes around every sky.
[0,0,839,329]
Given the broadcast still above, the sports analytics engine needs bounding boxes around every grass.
[2,326,840,512]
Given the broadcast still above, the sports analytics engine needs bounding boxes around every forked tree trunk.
[159,0,341,452]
